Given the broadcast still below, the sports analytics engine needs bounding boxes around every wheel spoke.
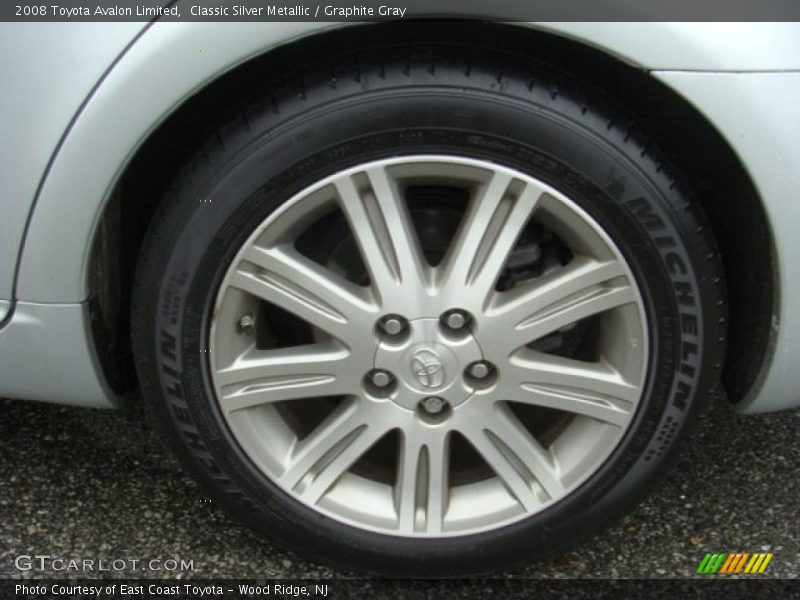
[441,173,543,302]
[230,245,376,344]
[334,167,428,306]
[280,400,387,504]
[395,430,450,534]
[502,352,639,426]
[216,342,354,413]
[485,256,635,353]
[462,404,564,506]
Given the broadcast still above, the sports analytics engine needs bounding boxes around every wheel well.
[89,21,774,404]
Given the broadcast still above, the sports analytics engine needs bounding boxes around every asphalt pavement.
[1,395,798,580]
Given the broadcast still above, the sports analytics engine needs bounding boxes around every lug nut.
[238,313,255,334]
[420,396,447,414]
[370,369,394,388]
[379,315,406,336]
[442,309,470,331]
[468,361,492,379]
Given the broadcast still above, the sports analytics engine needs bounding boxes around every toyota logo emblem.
[411,349,444,389]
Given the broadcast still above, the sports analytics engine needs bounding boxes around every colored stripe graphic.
[730,553,749,574]
[697,553,726,574]
[745,554,762,574]
[697,552,773,575]
[758,553,774,574]
[719,553,737,573]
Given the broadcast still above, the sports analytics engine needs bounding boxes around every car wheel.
[132,45,725,576]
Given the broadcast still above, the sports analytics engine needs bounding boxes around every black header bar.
[4,0,800,22]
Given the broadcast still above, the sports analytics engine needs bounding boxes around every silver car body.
[0,21,798,413]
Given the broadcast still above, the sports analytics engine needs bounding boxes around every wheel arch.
[18,21,775,406]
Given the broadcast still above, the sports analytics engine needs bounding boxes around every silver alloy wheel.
[209,155,648,537]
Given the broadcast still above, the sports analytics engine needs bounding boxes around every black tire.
[131,42,726,577]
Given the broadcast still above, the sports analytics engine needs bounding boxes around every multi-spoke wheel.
[210,156,647,536]
[133,44,724,576]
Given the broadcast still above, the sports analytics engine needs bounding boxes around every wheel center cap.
[374,318,483,410]
[409,346,447,389]
[404,343,456,392]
